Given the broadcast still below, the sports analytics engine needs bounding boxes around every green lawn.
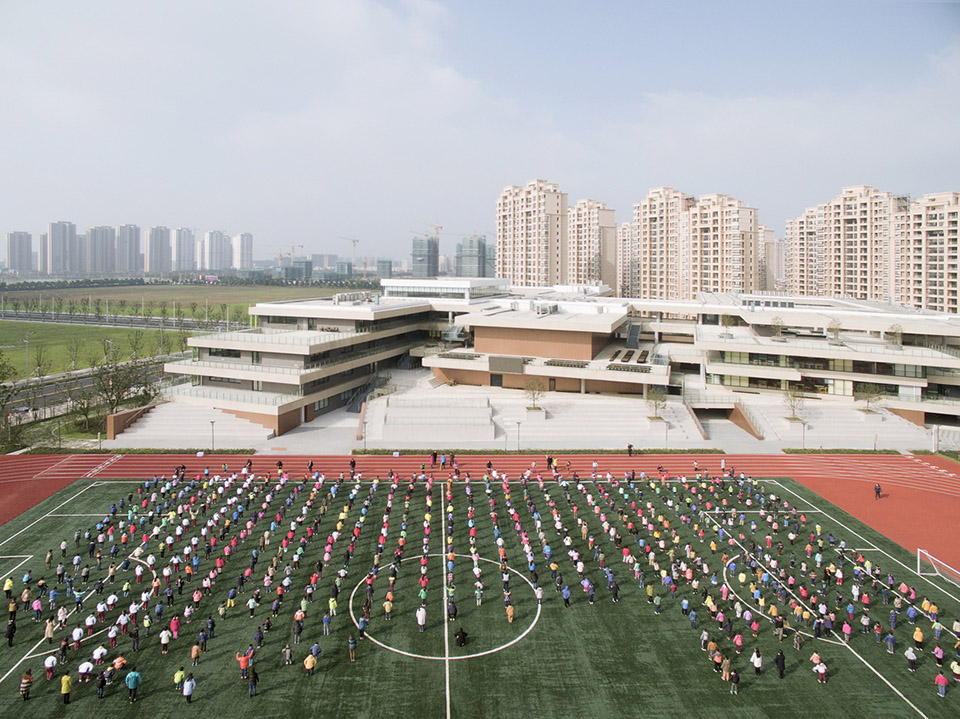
[0,470,956,718]
[0,322,165,380]
[2,285,351,325]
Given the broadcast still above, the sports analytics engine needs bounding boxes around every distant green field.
[0,322,164,380]
[2,285,348,324]
[0,469,956,718]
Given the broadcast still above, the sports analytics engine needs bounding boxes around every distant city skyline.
[0,1,956,259]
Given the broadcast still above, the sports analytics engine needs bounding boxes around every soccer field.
[0,461,957,718]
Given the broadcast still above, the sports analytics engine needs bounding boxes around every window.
[313,398,329,411]
[209,348,241,359]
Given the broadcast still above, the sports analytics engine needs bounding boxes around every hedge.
[351,448,726,456]
[781,448,901,455]
[22,447,257,455]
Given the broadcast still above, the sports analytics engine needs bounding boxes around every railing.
[383,415,491,426]
[606,363,651,373]
[165,384,295,406]
[545,359,589,369]
[683,390,737,407]
[734,399,766,439]
[437,352,482,360]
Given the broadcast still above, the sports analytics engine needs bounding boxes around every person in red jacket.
[235,646,254,678]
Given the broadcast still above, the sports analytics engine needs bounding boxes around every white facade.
[232,232,253,270]
[896,192,960,314]
[496,179,568,286]
[566,199,616,287]
[85,225,116,274]
[785,186,909,302]
[173,228,195,272]
[6,232,32,274]
[116,225,141,274]
[46,220,77,275]
[144,226,171,274]
[615,222,632,297]
[198,230,232,271]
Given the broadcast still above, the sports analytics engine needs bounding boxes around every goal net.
[917,549,960,589]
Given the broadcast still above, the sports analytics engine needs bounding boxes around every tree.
[887,324,903,347]
[159,301,169,323]
[232,305,246,327]
[783,385,806,420]
[33,344,51,382]
[770,316,785,339]
[720,315,737,337]
[127,330,145,360]
[117,299,127,317]
[646,386,667,418]
[189,302,199,321]
[66,382,97,432]
[524,377,545,409]
[91,356,140,418]
[10,299,19,316]
[854,383,884,411]
[66,337,84,371]
[0,350,23,450]
[66,300,77,318]
[92,298,103,320]
[827,319,843,343]
[53,297,64,318]
[177,329,190,353]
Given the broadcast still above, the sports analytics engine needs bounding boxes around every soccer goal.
[917,549,960,589]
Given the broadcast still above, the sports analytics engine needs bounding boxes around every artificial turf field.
[0,464,957,718]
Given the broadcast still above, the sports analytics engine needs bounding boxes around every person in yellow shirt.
[60,672,73,704]
[2,577,13,599]
[913,626,924,650]
[303,653,317,676]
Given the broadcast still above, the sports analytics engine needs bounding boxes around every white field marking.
[82,454,125,478]
[347,554,541,662]
[32,455,79,478]
[770,480,960,605]
[702,513,928,719]
[441,495,451,719]
[0,556,34,578]
[48,513,108,517]
[0,555,32,559]
[0,482,102,549]
[17,556,159,662]
[0,538,154,685]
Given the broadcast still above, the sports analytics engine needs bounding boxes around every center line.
[440,484,451,719]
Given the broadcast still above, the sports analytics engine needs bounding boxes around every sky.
[1,0,958,261]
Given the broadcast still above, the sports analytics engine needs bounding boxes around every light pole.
[104,339,114,364]
[515,420,522,452]
[664,420,668,449]
[22,331,34,378]
[801,421,806,450]
[210,420,216,451]
[362,419,368,452]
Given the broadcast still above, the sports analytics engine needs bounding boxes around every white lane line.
[0,556,34,578]
[440,485,451,719]
[83,454,124,478]
[770,480,960,604]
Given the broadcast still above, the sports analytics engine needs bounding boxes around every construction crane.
[338,236,359,276]
[420,222,442,241]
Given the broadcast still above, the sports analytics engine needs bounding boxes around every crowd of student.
[2,454,959,707]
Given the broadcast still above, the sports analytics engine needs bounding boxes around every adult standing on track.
[874,483,882,500]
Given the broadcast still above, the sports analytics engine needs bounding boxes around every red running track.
[1,452,958,570]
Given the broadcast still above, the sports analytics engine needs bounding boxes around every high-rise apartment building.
[116,225,141,274]
[198,231,232,271]
[46,221,78,275]
[412,235,439,278]
[496,180,568,286]
[758,225,777,291]
[896,192,960,313]
[615,222,632,297]
[566,199,616,287]
[173,228,195,272]
[455,235,495,278]
[85,226,116,275]
[784,186,908,302]
[621,189,760,300]
[6,232,32,274]
[144,226,172,274]
[232,232,253,270]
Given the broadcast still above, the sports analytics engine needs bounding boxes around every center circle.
[348,553,541,661]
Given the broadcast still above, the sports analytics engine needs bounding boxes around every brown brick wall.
[474,327,605,361]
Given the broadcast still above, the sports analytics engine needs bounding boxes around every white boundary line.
[0,555,34,578]
[82,454,124,478]
[770,480,960,604]
[701,512,928,719]
[348,554,540,661]
[0,481,101,548]
[441,493,451,719]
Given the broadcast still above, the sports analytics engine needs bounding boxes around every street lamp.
[22,331,34,378]
[210,420,216,451]
[664,420,668,449]
[104,339,114,364]
[801,421,806,450]
[362,419,368,452]
[515,420,522,452]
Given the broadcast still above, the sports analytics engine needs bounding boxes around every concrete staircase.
[102,402,273,449]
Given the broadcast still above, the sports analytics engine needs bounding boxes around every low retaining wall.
[105,405,153,440]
